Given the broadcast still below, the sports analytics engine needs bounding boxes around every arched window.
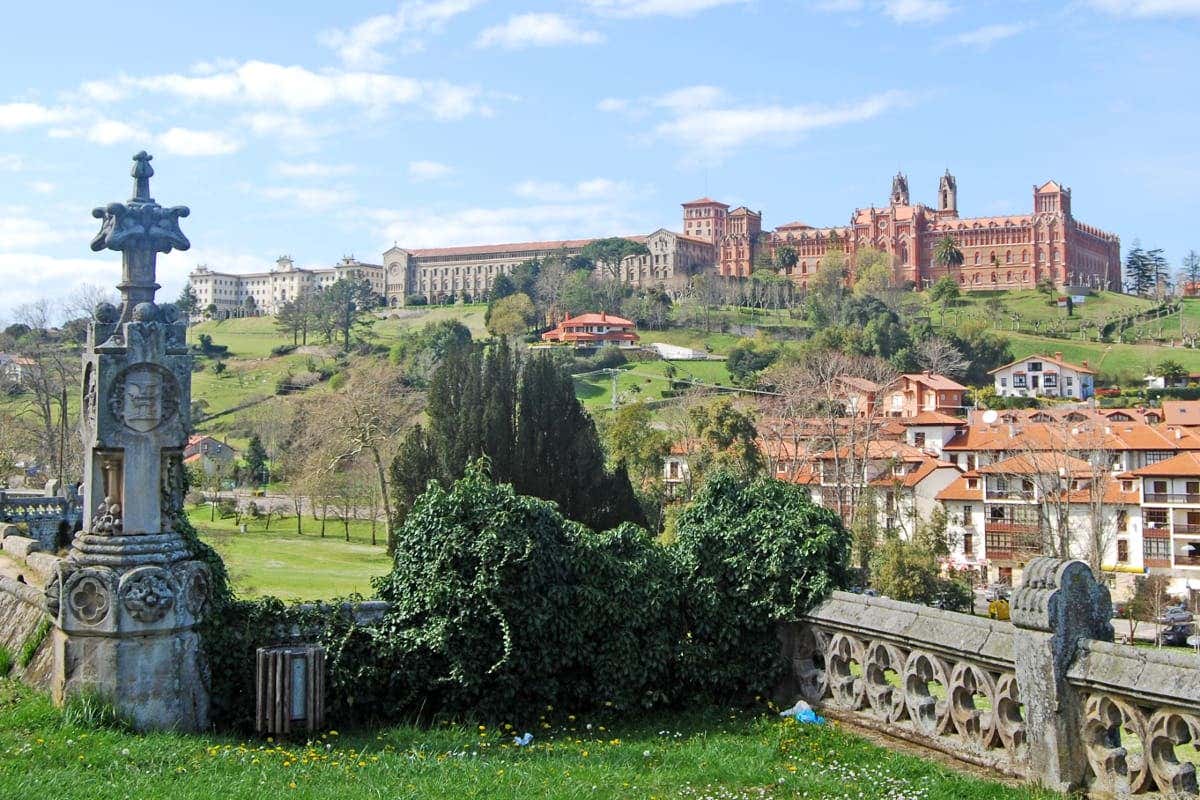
[990,272,997,283]
[1006,250,1012,263]
[974,252,981,265]
[1006,270,1013,283]
[1022,270,1029,282]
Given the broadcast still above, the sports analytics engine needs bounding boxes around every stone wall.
[783,557,1200,798]
[0,578,54,689]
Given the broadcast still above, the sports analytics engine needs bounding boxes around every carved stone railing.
[785,592,1028,778]
[785,557,1200,797]
[0,489,82,550]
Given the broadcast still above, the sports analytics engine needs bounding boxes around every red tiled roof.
[682,197,729,207]
[902,373,968,391]
[1131,452,1200,477]
[902,411,966,426]
[977,452,1093,476]
[406,235,647,259]
[561,312,635,326]
[936,474,982,501]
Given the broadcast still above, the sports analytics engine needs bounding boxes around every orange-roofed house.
[541,312,639,350]
[1132,453,1200,590]
[990,352,1096,400]
[881,373,969,418]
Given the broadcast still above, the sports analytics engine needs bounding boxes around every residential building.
[708,172,1120,291]
[990,353,1096,399]
[189,256,383,319]
[882,373,969,418]
[1132,453,1200,595]
[0,353,35,386]
[540,312,639,349]
[183,435,237,476]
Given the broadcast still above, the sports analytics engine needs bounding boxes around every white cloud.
[0,216,71,250]
[0,103,73,131]
[28,181,55,195]
[0,254,120,317]
[817,0,952,22]
[476,13,604,49]
[275,161,357,178]
[949,22,1028,48]
[512,178,630,201]
[81,61,486,120]
[655,85,725,110]
[597,97,629,113]
[256,185,358,211]
[1088,0,1200,15]
[158,127,240,156]
[881,0,952,23]
[0,155,24,171]
[647,87,913,161]
[408,160,454,181]
[582,0,748,17]
[85,119,151,146]
[320,0,481,68]
[368,200,642,249]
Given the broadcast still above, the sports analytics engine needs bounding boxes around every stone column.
[46,152,211,731]
[1010,557,1114,792]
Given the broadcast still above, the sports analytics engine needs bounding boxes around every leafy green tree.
[673,472,850,699]
[244,434,269,486]
[562,269,599,316]
[871,539,971,611]
[387,424,438,529]
[510,259,541,298]
[485,292,537,337]
[948,321,1013,385]
[930,274,960,306]
[852,247,894,298]
[176,282,199,324]
[774,245,798,273]
[318,278,375,349]
[602,400,671,491]
[932,235,964,277]
[582,237,650,312]
[688,397,761,479]
[489,273,517,302]
[1157,359,1188,384]
[727,336,781,384]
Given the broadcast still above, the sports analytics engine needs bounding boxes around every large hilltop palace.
[188,171,1120,315]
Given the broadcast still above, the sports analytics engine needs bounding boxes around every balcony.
[1175,555,1200,568]
[984,521,1039,534]
[985,530,1043,561]
[985,489,1036,501]
[1175,523,1200,535]
[1143,493,1200,504]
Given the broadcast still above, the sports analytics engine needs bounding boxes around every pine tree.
[1125,242,1151,296]
[245,435,269,486]
[388,424,438,531]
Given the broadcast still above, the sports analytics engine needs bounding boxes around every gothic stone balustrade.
[785,558,1200,798]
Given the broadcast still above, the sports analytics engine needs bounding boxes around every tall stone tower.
[938,170,957,215]
[890,172,910,206]
[47,152,210,731]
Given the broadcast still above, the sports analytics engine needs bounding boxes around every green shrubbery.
[198,465,850,730]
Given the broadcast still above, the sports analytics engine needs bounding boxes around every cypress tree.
[481,337,518,483]
[388,424,438,533]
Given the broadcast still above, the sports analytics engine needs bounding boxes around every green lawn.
[926,289,1155,329]
[0,680,1057,800]
[189,506,390,601]
[1002,332,1200,383]
[575,359,735,411]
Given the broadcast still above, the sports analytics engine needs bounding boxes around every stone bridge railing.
[0,489,82,551]
[785,557,1200,798]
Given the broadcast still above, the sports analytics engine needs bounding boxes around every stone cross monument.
[47,152,211,730]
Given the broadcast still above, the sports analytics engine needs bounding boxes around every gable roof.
[682,197,729,207]
[1163,401,1200,427]
[902,411,966,426]
[1131,452,1200,477]
[978,452,1093,476]
[901,373,968,391]
[987,353,1096,375]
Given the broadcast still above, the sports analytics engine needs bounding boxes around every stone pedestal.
[47,152,210,731]
[1010,557,1114,792]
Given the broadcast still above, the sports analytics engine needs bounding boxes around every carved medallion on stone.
[174,561,211,617]
[63,567,116,627]
[107,363,180,433]
[118,566,177,623]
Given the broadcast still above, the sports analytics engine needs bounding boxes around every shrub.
[405,294,428,307]
[270,344,297,357]
[328,372,347,391]
[671,472,850,701]
[373,463,684,719]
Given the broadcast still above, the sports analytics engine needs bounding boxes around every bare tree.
[772,351,900,525]
[915,338,970,378]
[312,362,423,552]
[62,284,119,322]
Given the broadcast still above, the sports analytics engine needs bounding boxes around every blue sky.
[0,0,1198,319]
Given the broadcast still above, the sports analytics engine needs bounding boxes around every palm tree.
[933,235,964,278]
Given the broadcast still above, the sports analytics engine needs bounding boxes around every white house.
[989,353,1095,400]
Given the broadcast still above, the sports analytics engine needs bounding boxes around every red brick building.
[704,171,1121,292]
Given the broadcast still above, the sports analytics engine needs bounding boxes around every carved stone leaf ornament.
[118,566,177,623]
